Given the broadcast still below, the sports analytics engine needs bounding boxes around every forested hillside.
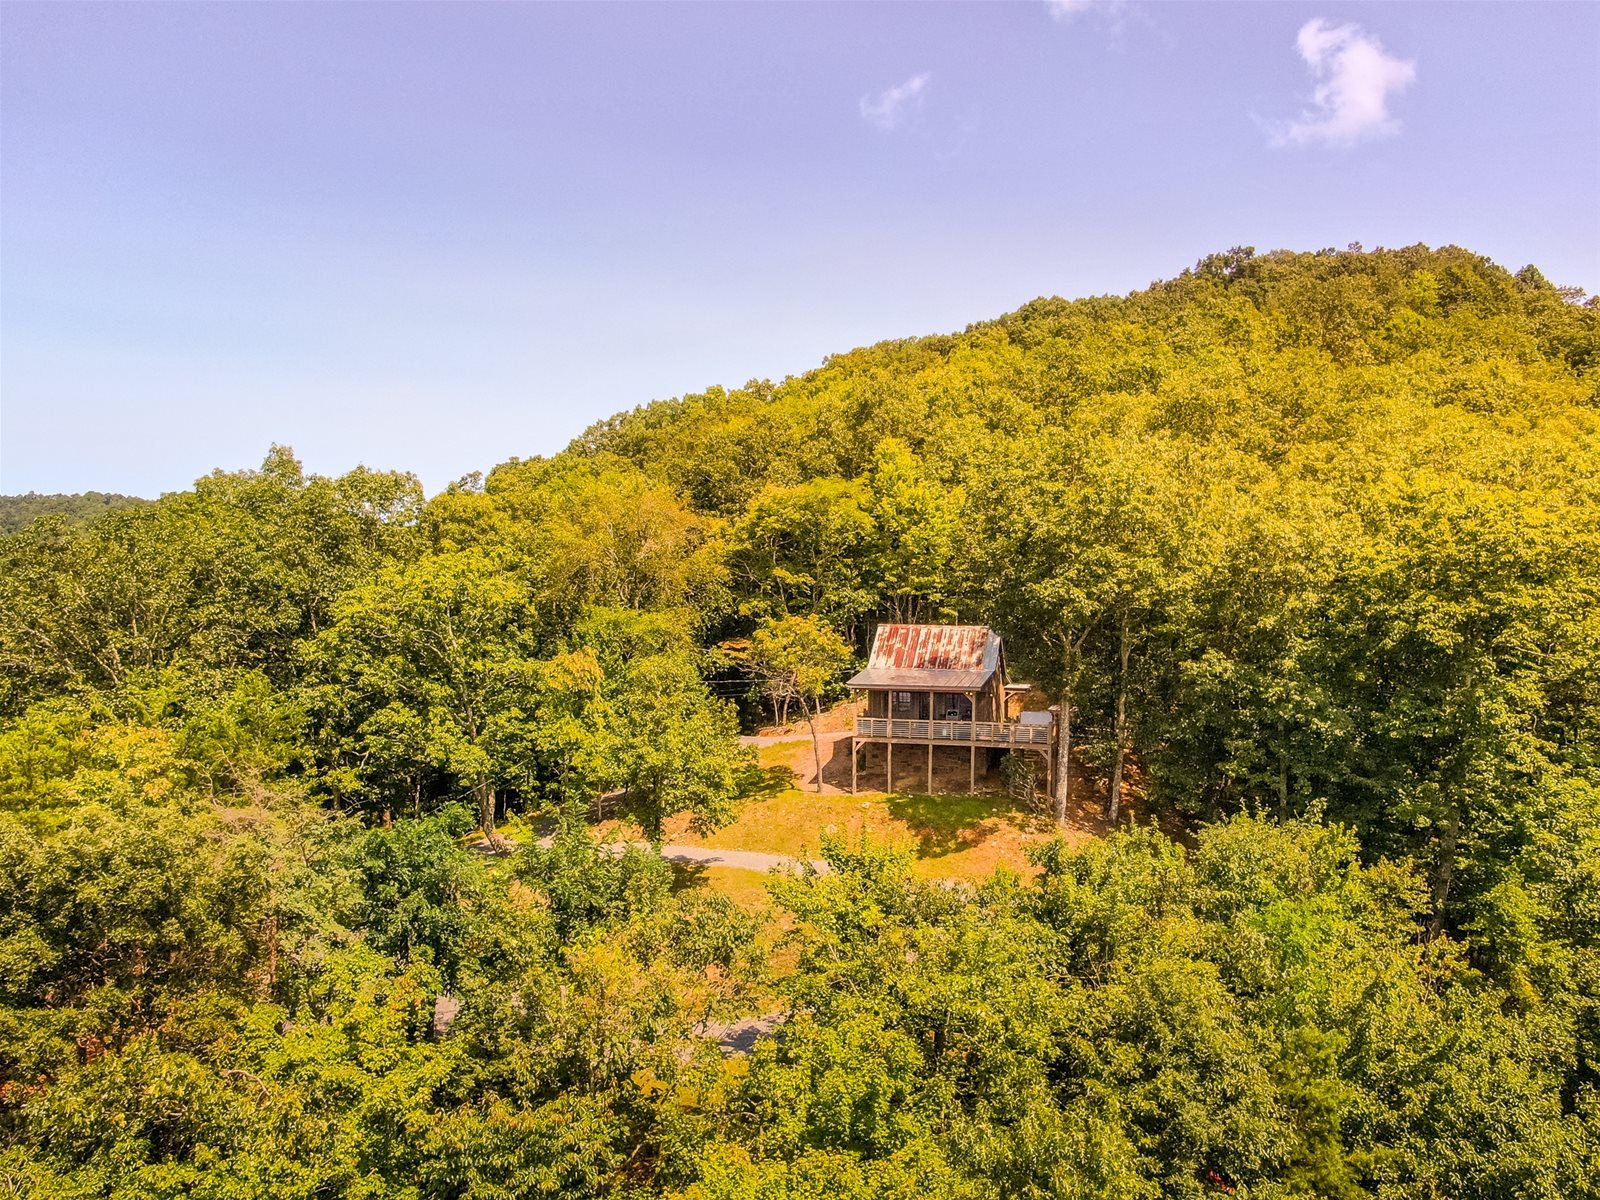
[0,492,147,535]
[2,245,1598,1198]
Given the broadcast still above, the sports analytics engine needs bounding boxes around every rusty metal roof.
[846,624,1003,691]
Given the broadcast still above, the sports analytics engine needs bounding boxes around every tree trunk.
[806,700,825,794]
[646,770,665,843]
[1054,700,1072,829]
[1107,613,1130,824]
[1053,639,1074,829]
[476,779,500,849]
[1427,799,1464,941]
[263,913,278,996]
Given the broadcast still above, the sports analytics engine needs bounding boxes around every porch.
[849,714,1054,796]
[853,716,1052,748]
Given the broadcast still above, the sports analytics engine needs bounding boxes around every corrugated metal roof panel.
[846,624,1003,690]
[846,666,996,690]
[869,624,998,672]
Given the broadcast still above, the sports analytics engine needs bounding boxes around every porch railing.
[854,716,1052,747]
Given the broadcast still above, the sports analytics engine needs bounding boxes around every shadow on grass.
[738,765,795,803]
[669,858,711,892]
[882,791,1026,859]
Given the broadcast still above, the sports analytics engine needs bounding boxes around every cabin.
[847,623,1054,794]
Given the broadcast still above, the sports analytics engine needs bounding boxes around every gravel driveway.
[474,831,830,875]
[657,843,830,875]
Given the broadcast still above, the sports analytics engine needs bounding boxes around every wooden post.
[887,738,893,794]
[928,690,935,794]
[968,690,977,793]
[851,737,858,794]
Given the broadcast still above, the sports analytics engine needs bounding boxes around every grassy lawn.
[669,861,778,913]
[656,786,1069,883]
[595,732,1109,906]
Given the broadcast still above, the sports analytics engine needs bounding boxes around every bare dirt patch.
[752,698,857,739]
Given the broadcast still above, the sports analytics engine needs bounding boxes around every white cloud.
[1045,0,1119,21]
[859,73,930,132]
[1044,1,1155,46]
[1274,18,1416,147]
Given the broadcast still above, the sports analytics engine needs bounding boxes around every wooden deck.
[850,715,1054,795]
[853,716,1051,747]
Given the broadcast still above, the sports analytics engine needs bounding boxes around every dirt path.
[660,843,830,874]
[749,700,857,741]
[697,1012,788,1054]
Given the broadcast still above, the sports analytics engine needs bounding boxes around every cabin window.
[891,691,915,716]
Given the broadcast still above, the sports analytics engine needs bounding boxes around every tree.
[337,805,524,988]
[490,453,721,620]
[725,479,877,635]
[863,438,958,624]
[1317,471,1600,939]
[303,548,540,843]
[515,816,673,941]
[567,608,755,839]
[0,447,421,715]
[3,245,1600,1197]
[747,615,855,791]
[976,432,1190,825]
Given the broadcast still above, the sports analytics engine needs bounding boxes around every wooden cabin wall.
[976,678,1004,721]
[860,684,1009,723]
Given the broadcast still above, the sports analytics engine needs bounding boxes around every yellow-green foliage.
[0,246,1597,1196]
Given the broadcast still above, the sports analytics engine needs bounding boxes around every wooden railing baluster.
[854,716,1050,747]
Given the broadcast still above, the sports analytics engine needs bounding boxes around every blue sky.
[3,1,1596,496]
